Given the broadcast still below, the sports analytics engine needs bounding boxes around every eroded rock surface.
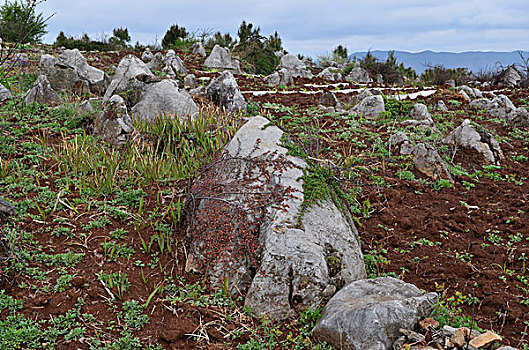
[186,116,365,320]
[312,277,437,350]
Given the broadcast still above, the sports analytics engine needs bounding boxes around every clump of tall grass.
[54,105,240,195]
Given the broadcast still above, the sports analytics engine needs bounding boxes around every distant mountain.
[350,50,529,75]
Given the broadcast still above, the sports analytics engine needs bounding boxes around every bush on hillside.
[161,23,193,50]
[231,21,282,75]
[54,29,132,51]
[349,51,417,84]
[421,64,471,86]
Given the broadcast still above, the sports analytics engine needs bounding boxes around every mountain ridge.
[350,50,529,74]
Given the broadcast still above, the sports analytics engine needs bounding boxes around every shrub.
[231,20,282,75]
[0,0,48,44]
[205,31,234,50]
[421,64,471,86]
[353,51,417,84]
[54,29,131,51]
[161,23,191,50]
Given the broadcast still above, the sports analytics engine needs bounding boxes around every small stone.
[468,331,502,350]
[497,347,518,350]
[419,318,440,333]
[442,325,457,336]
[452,327,471,347]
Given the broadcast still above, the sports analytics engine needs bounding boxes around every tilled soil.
[1,47,528,348]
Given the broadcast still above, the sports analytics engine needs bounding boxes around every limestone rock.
[187,116,365,320]
[38,54,82,93]
[452,327,471,347]
[499,66,521,87]
[25,75,62,106]
[79,100,93,113]
[437,100,448,112]
[0,197,15,217]
[59,49,109,94]
[412,143,452,181]
[352,95,385,119]
[184,74,197,89]
[444,119,504,164]
[147,52,163,71]
[204,45,242,74]
[141,48,153,62]
[317,68,342,81]
[312,277,437,350]
[346,62,372,83]
[191,42,206,57]
[279,54,312,78]
[94,95,134,145]
[103,55,154,106]
[319,92,339,107]
[206,71,246,112]
[264,68,294,86]
[0,83,12,102]
[162,50,187,77]
[131,79,199,123]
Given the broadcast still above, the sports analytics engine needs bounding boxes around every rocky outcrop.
[141,48,153,62]
[312,277,437,350]
[147,52,164,71]
[317,68,342,81]
[411,143,452,181]
[499,66,522,87]
[264,68,294,87]
[131,79,199,123]
[103,55,154,106]
[401,103,439,132]
[59,49,109,94]
[186,116,366,320]
[25,75,62,106]
[38,49,109,95]
[279,54,312,78]
[346,62,372,83]
[444,119,504,164]
[94,95,134,145]
[191,42,206,57]
[352,95,385,119]
[184,74,197,89]
[204,45,242,74]
[206,71,246,112]
[162,50,187,77]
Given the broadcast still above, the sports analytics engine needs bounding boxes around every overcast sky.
[39,0,529,57]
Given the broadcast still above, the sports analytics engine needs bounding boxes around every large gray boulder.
[25,75,62,106]
[186,116,366,320]
[264,68,294,87]
[131,79,199,123]
[38,54,82,93]
[279,54,312,78]
[411,143,452,181]
[346,62,372,83]
[59,49,109,94]
[204,45,242,74]
[402,103,438,131]
[469,94,516,118]
[352,95,385,119]
[312,277,437,350]
[206,71,246,112]
[0,83,12,102]
[444,119,504,164]
[94,95,134,145]
[103,55,154,106]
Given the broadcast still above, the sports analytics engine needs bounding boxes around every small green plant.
[433,179,454,191]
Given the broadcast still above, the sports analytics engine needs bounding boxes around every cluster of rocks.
[395,318,511,350]
[346,61,373,83]
[38,49,110,95]
[204,44,243,74]
[264,54,312,86]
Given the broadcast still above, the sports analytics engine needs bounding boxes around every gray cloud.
[38,0,529,56]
